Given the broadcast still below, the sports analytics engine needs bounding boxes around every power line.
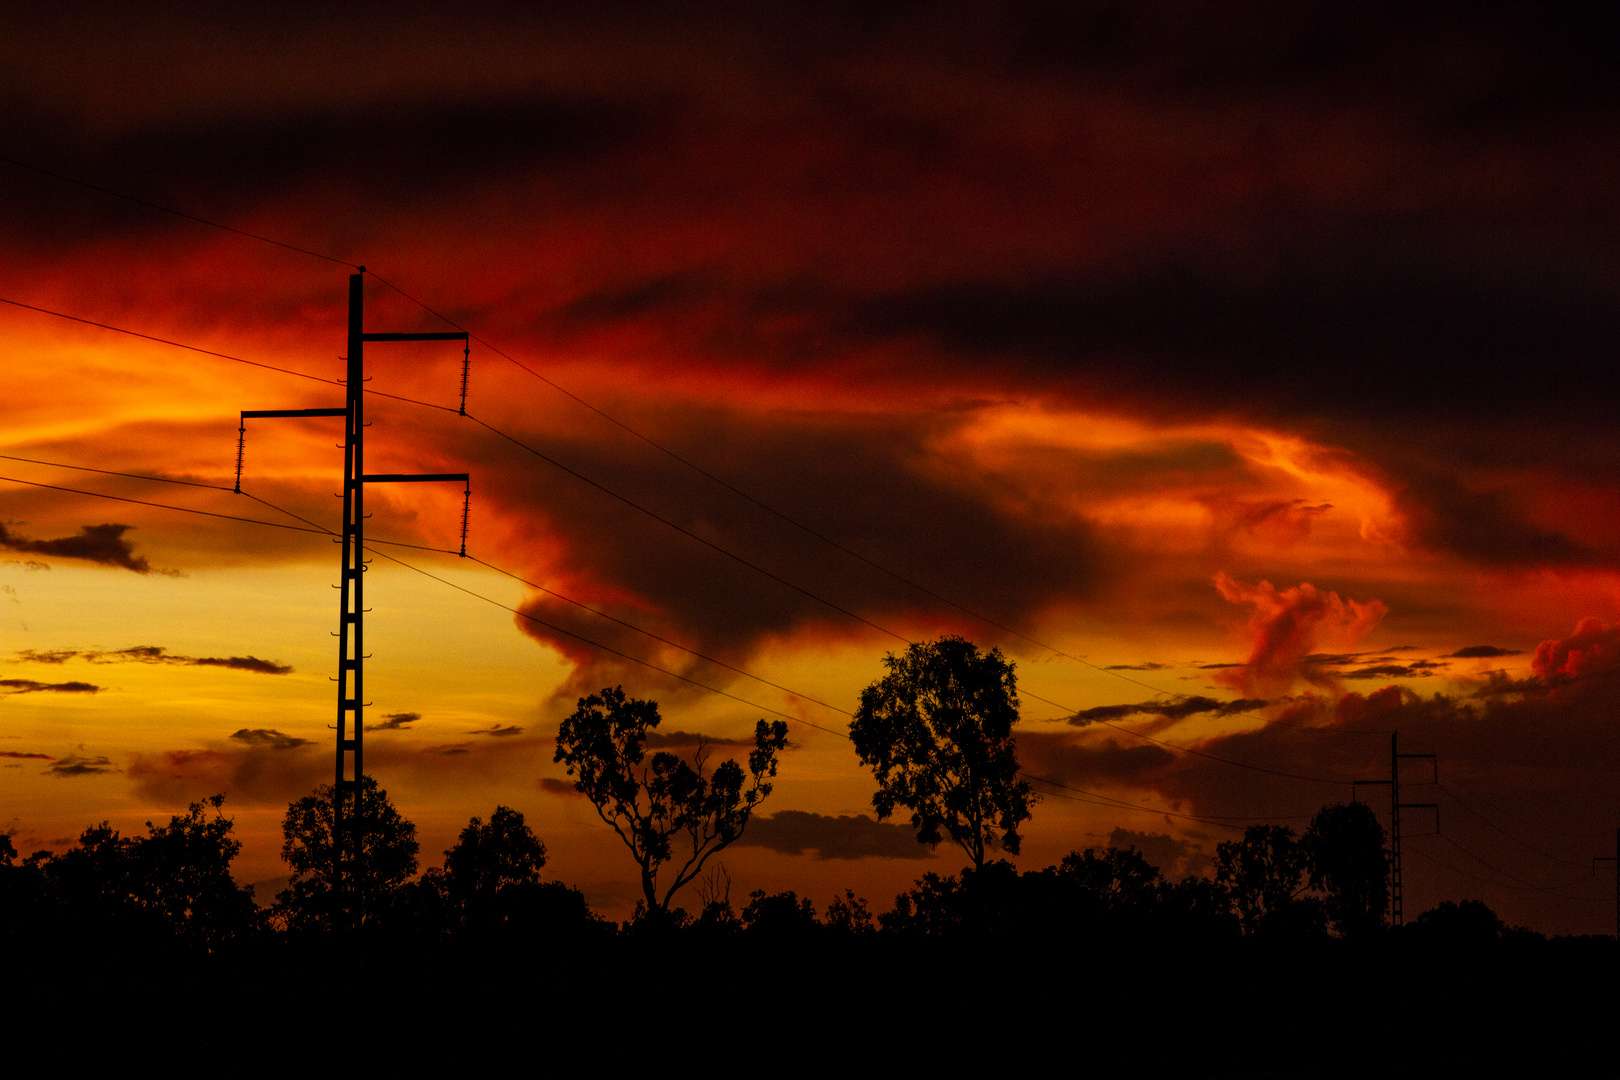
[245,486,1319,827]
[1405,833,1606,898]
[0,453,232,491]
[8,150,1611,912]
[1439,765,1600,840]
[365,544,847,739]
[24,466,851,740]
[0,280,1357,784]
[0,288,1377,784]
[1018,685,1350,786]
[5,276,1384,752]
[462,412,911,646]
[1021,780,1242,832]
[373,276,1074,656]
[1435,781,1591,870]
[1019,772,1320,828]
[0,471,462,557]
[236,474,856,723]
[0,459,1335,832]
[0,151,1407,745]
[462,409,1352,786]
[367,272,1391,742]
[0,473,330,537]
[464,555,853,721]
[0,290,1355,791]
[0,295,340,384]
[0,152,358,268]
[0,454,853,732]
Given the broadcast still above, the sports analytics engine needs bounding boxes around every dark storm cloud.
[735,810,934,861]
[846,252,1620,433]
[538,777,581,797]
[0,523,150,572]
[1341,662,1446,680]
[45,754,115,777]
[1448,646,1523,659]
[0,89,643,253]
[467,724,523,738]
[1105,662,1169,672]
[369,711,420,731]
[0,750,53,760]
[1018,730,1177,787]
[13,645,291,674]
[129,731,522,805]
[551,274,716,330]
[228,729,309,750]
[642,730,754,750]
[1107,828,1208,880]
[0,679,100,694]
[1205,499,1333,548]
[498,409,1114,696]
[1391,469,1596,567]
[13,650,74,664]
[128,745,323,805]
[3,2,1613,629]
[1162,675,1620,825]
[1067,695,1270,727]
[1470,671,1553,698]
[189,655,293,674]
[993,1,1620,107]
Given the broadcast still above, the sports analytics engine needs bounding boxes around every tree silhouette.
[135,794,261,949]
[441,805,548,931]
[740,889,819,937]
[1302,802,1388,937]
[1409,898,1509,943]
[18,795,259,949]
[276,776,418,931]
[1214,824,1324,937]
[850,636,1034,870]
[554,685,788,914]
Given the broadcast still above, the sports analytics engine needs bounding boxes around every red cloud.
[1532,617,1620,679]
[1212,573,1388,697]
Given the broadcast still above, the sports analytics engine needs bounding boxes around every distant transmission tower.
[1595,829,1618,939]
[237,270,471,926]
[1354,732,1437,926]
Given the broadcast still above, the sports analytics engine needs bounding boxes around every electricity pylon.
[237,270,470,925]
[1353,732,1438,926]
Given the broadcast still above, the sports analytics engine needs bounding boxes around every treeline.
[0,787,1566,955]
[6,794,1604,1074]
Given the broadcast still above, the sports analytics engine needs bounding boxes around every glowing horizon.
[3,6,1617,931]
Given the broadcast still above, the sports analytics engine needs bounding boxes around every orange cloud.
[1532,617,1620,680]
[1212,573,1388,697]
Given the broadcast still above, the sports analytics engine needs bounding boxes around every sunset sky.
[2,3,1618,932]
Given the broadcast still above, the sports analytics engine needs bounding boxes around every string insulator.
[459,485,472,557]
[458,343,471,417]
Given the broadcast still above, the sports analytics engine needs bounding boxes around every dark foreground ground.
[5,930,1611,1076]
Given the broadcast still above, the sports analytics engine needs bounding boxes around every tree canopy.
[276,776,419,931]
[1302,802,1389,937]
[2,795,260,950]
[444,805,546,903]
[1214,824,1325,937]
[554,685,788,913]
[849,636,1034,870]
[440,805,548,931]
